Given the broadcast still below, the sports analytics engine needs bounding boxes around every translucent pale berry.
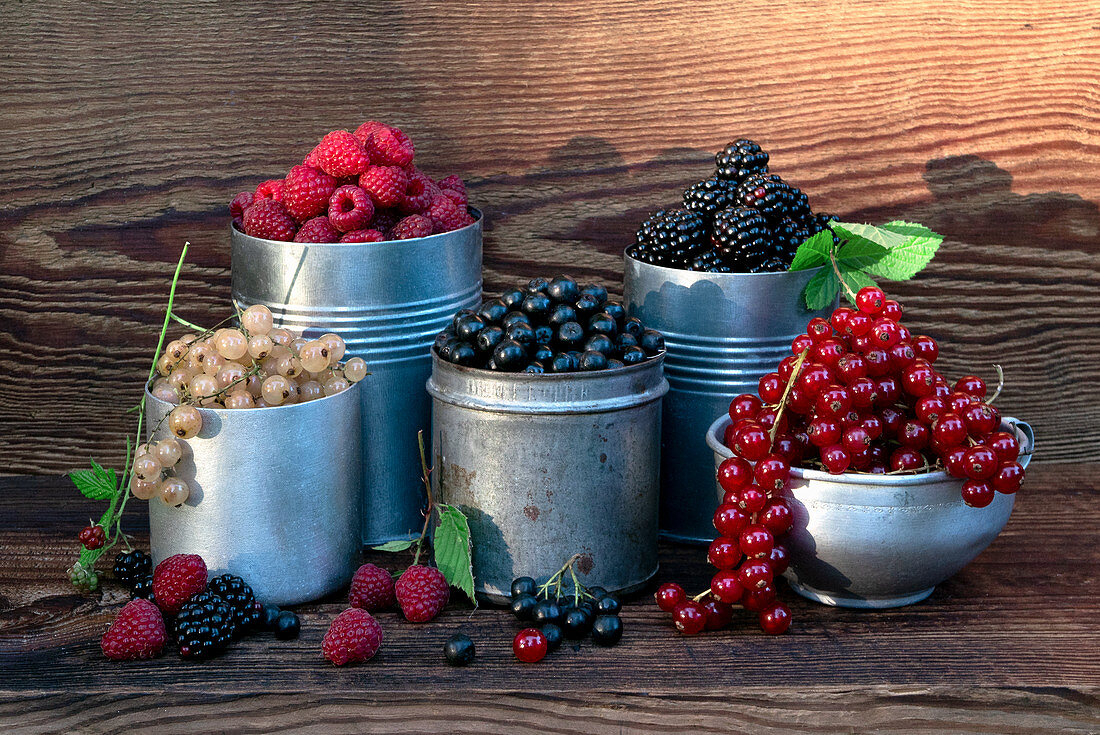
[216,362,246,390]
[248,335,273,360]
[241,304,274,336]
[224,390,255,409]
[344,357,368,382]
[150,380,180,405]
[160,478,190,506]
[154,438,183,467]
[168,405,202,439]
[261,375,292,406]
[214,329,249,361]
[133,455,162,482]
[298,380,324,402]
[165,339,189,362]
[324,377,350,396]
[268,327,293,346]
[320,333,347,364]
[130,476,160,500]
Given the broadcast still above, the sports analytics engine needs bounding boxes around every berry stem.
[987,364,1004,405]
[829,249,858,303]
[411,430,436,567]
[770,348,810,446]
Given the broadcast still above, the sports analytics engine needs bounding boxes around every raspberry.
[348,563,396,611]
[390,214,434,241]
[307,130,370,178]
[283,164,338,223]
[399,170,438,215]
[229,191,254,219]
[254,179,285,203]
[293,216,341,243]
[358,165,409,208]
[365,125,415,167]
[427,194,465,234]
[101,598,167,661]
[352,120,387,146]
[322,608,383,665]
[394,565,449,623]
[328,185,375,232]
[152,553,208,616]
[370,208,400,233]
[437,174,466,198]
[439,188,467,209]
[340,228,385,243]
[242,199,298,242]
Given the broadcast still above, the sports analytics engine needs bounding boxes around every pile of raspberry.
[230,121,475,243]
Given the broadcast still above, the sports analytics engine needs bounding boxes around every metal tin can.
[146,384,362,605]
[623,255,833,543]
[707,413,1034,608]
[427,353,669,603]
[231,213,483,544]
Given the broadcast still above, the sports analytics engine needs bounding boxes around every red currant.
[798,363,833,395]
[733,423,770,462]
[915,395,947,425]
[787,385,814,415]
[815,385,852,417]
[729,393,762,422]
[738,486,768,514]
[988,431,1020,462]
[842,425,872,454]
[737,558,774,590]
[513,628,548,663]
[655,582,686,612]
[760,500,793,536]
[888,342,917,371]
[880,406,904,436]
[863,348,892,377]
[740,525,775,558]
[855,286,886,315]
[754,455,790,494]
[754,406,787,435]
[741,583,777,612]
[992,461,1024,494]
[820,444,851,474]
[964,445,998,480]
[861,414,884,440]
[703,599,735,630]
[673,600,708,635]
[946,391,974,413]
[723,423,737,449]
[836,353,868,384]
[708,536,743,571]
[710,570,745,604]
[713,503,750,537]
[962,403,1000,439]
[848,377,878,410]
[767,544,789,574]
[806,317,832,343]
[807,417,842,448]
[791,333,815,355]
[889,447,925,472]
[778,355,800,382]
[759,602,792,635]
[772,433,801,464]
[961,480,995,508]
[898,420,930,450]
[758,372,783,404]
[873,376,901,408]
[912,334,939,362]
[871,318,901,348]
[881,299,903,321]
[845,311,873,337]
[955,375,987,399]
[812,338,846,368]
[944,446,969,478]
[830,307,854,333]
[901,360,936,397]
[717,456,753,494]
[932,413,967,448]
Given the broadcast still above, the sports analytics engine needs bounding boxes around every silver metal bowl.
[706,413,1035,608]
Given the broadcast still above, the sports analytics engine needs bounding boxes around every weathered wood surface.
[2,468,1099,733]
[1,1,1099,474]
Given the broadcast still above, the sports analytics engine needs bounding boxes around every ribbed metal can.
[231,213,482,544]
[426,353,669,604]
[146,384,362,605]
[623,255,834,544]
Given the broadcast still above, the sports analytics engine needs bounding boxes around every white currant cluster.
[137,303,367,506]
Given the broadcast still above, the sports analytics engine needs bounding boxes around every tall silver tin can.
[231,214,482,544]
[146,384,362,605]
[623,255,833,543]
[427,354,669,604]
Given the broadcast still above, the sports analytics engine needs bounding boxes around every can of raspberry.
[427,352,669,603]
[146,382,362,605]
[623,255,834,544]
[231,211,482,545]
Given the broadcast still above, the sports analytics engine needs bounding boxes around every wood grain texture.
[1,1,1099,472]
[2,467,1099,734]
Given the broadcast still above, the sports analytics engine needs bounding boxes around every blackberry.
[131,574,154,601]
[209,574,262,633]
[787,186,812,223]
[773,217,811,260]
[736,173,795,219]
[715,139,769,183]
[749,256,791,273]
[711,207,772,267]
[176,592,236,659]
[682,177,738,220]
[632,208,708,266]
[113,550,151,590]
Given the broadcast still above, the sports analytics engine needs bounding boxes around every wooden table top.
[2,467,1097,733]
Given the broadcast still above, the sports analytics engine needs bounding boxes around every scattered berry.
[322,608,383,665]
[274,610,301,640]
[152,553,208,616]
[349,563,397,612]
[513,628,548,663]
[443,633,476,666]
[590,614,624,646]
[101,598,167,661]
[394,565,450,623]
[176,592,236,659]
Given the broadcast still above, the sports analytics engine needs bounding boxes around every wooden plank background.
[1,1,1099,475]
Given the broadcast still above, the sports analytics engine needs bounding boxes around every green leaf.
[788,229,835,271]
[433,504,476,604]
[831,222,908,250]
[834,221,942,281]
[70,460,118,501]
[837,263,879,305]
[802,266,840,311]
[372,539,416,553]
[835,238,888,270]
[880,220,937,238]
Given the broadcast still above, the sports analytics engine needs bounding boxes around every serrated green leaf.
[788,229,835,271]
[70,464,116,501]
[831,222,909,250]
[880,220,936,238]
[433,504,476,604]
[835,238,888,270]
[837,263,879,304]
[802,266,840,311]
[834,221,942,282]
[372,539,416,552]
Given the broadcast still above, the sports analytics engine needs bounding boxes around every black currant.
[510,593,538,620]
[548,303,578,328]
[443,633,476,666]
[550,353,575,373]
[274,610,300,640]
[532,343,554,363]
[579,350,609,371]
[584,334,614,356]
[526,277,550,294]
[622,317,645,337]
[541,623,563,652]
[547,275,580,303]
[476,325,505,354]
[447,341,477,366]
[591,614,623,646]
[534,325,554,345]
[492,339,528,371]
[451,308,476,331]
[501,311,530,329]
[586,586,608,600]
[500,289,525,309]
[454,314,486,341]
[574,294,600,319]
[477,299,508,324]
[595,595,621,615]
[603,301,626,323]
[261,603,282,630]
[521,293,552,320]
[580,283,608,305]
[505,322,536,346]
[640,329,665,355]
[620,346,646,365]
[561,607,594,639]
[511,577,538,598]
[531,599,563,626]
[524,362,546,374]
[588,313,617,337]
[556,321,585,350]
[607,358,625,369]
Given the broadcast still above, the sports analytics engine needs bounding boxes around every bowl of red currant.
[702,286,1033,608]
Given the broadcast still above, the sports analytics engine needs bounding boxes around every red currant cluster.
[723,285,1025,505]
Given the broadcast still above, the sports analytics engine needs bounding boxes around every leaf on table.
[433,504,476,604]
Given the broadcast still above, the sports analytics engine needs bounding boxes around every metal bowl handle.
[1004,417,1035,470]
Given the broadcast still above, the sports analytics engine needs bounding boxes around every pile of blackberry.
[434,275,664,373]
[628,139,834,273]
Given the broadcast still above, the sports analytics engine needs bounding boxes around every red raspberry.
[359,165,409,208]
[437,174,466,198]
[322,607,383,665]
[327,185,375,232]
[370,208,400,233]
[365,125,415,167]
[439,188,468,208]
[400,171,438,215]
[426,195,465,234]
[229,191,254,219]
[349,563,396,611]
[307,130,370,178]
[242,199,298,242]
[283,164,338,223]
[293,216,341,243]
[394,565,449,622]
[253,179,285,203]
[340,228,385,243]
[390,214,434,241]
[152,553,207,616]
[352,120,387,146]
[101,598,167,661]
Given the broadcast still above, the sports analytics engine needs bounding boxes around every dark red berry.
[815,385,852,417]
[729,394,762,422]
[798,363,833,396]
[881,299,903,321]
[713,503,751,537]
[760,500,793,536]
[754,454,790,493]
[812,338,846,368]
[992,461,1024,494]
[955,375,987,399]
[915,395,947,425]
[873,376,901,408]
[961,480,995,508]
[807,417,842,448]
[767,544,789,574]
[758,372,783,404]
[848,377,878,410]
[806,317,832,343]
[820,444,851,474]
[707,536,742,571]
[830,307,854,332]
[964,445,999,480]
[837,353,868,384]
[759,602,792,635]
[846,311,873,337]
[513,628,548,663]
[717,456,753,494]
[944,446,969,478]
[901,360,936,397]
[855,286,886,315]
[738,486,767,514]
[962,403,1000,439]
[912,334,939,362]
[791,334,814,354]
[673,600,708,635]
[703,599,735,630]
[739,526,774,558]
[871,318,901,348]
[842,425,872,454]
[741,584,777,612]
[889,447,925,472]
[710,570,745,604]
[988,431,1021,462]
[898,420,930,450]
[737,558,773,590]
[932,413,968,448]
[733,423,770,462]
[655,582,686,612]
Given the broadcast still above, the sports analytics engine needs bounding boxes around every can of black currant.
[623,254,834,544]
[231,211,483,545]
[427,352,668,603]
